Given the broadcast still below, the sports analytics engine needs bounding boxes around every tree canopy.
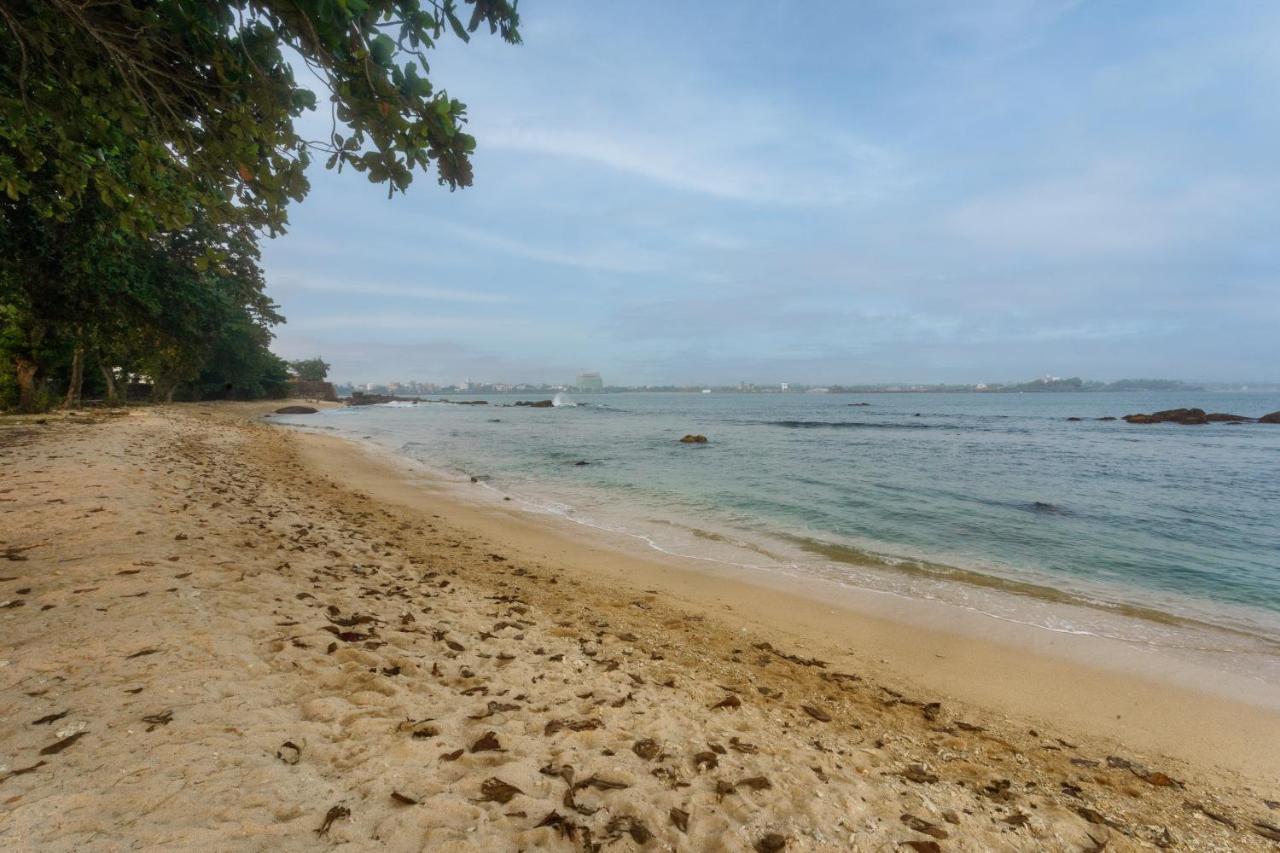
[1,0,520,235]
[0,1,520,412]
[289,357,331,382]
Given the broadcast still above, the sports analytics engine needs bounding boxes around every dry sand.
[1,402,1277,851]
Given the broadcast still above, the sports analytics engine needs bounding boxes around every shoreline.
[4,401,1278,850]
[282,417,1280,781]
[276,402,1280,685]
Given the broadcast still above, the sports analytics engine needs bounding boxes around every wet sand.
[1,402,1277,851]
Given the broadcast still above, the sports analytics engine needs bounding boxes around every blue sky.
[263,0,1280,386]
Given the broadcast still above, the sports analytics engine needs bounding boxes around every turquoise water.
[279,392,1280,659]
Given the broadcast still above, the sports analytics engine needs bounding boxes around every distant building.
[576,371,604,391]
[780,382,789,391]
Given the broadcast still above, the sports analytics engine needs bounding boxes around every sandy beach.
[1,402,1277,851]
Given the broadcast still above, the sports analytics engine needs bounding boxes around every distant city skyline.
[264,1,1279,386]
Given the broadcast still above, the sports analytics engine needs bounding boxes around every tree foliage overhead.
[0,0,521,234]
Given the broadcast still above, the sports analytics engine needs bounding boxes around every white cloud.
[946,163,1256,256]
[270,272,518,304]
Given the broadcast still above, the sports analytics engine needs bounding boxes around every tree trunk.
[15,356,39,413]
[99,363,118,404]
[62,337,85,409]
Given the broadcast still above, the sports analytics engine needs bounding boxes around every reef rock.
[1123,408,1208,425]
[274,405,318,415]
[679,434,709,444]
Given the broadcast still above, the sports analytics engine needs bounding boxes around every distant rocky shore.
[1117,407,1280,425]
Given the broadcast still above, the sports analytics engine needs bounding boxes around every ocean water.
[276,391,1280,677]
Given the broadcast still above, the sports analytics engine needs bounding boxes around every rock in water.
[679,434,709,443]
[274,406,318,415]
[1123,408,1209,425]
[1260,411,1280,424]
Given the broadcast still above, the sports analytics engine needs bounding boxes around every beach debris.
[535,810,578,840]
[693,751,719,771]
[277,741,303,765]
[710,694,742,710]
[2,543,44,561]
[1002,812,1030,828]
[544,718,603,736]
[125,647,160,659]
[540,763,576,785]
[1254,821,1280,842]
[1074,805,1123,829]
[1106,755,1180,787]
[0,760,47,783]
[469,700,520,720]
[899,764,940,784]
[315,804,350,836]
[1183,800,1236,828]
[802,705,832,722]
[670,807,690,833]
[753,641,827,668]
[729,736,758,754]
[899,842,941,853]
[575,775,629,793]
[440,749,464,761]
[738,775,773,791]
[470,731,503,753]
[754,833,788,851]
[32,710,69,725]
[900,814,949,839]
[390,791,419,805]
[632,738,660,760]
[479,777,524,804]
[922,702,941,721]
[39,731,87,755]
[603,814,652,844]
[401,720,438,739]
[142,709,174,731]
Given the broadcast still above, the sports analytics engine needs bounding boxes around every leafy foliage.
[289,357,331,382]
[0,0,521,235]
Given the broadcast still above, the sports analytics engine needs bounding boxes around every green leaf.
[370,34,396,66]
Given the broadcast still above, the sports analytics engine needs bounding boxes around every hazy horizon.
[264,1,1279,386]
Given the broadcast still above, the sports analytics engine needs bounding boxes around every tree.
[1,0,521,235]
[289,357,331,382]
[0,198,285,410]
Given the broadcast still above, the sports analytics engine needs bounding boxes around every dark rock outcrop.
[1205,412,1251,422]
[513,399,555,408]
[347,392,411,406]
[1123,408,1209,425]
[1259,411,1280,424]
[274,405,318,415]
[679,434,709,444]
[1096,416,1117,421]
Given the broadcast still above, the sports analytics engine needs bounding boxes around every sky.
[262,0,1280,386]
